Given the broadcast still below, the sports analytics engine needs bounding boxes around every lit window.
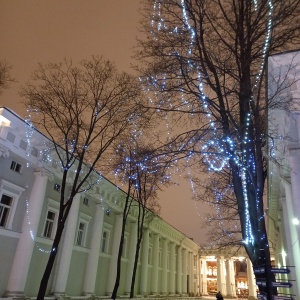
[0,194,13,227]
[10,161,22,173]
[43,211,56,238]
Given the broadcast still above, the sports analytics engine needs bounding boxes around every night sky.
[0,0,208,245]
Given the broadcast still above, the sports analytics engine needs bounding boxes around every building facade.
[0,107,201,298]
[267,51,300,298]
[0,107,259,299]
[199,247,257,299]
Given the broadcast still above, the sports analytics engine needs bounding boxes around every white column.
[283,180,300,298]
[161,238,168,294]
[189,252,194,295]
[106,213,123,295]
[176,246,182,294]
[125,221,137,295]
[52,193,81,294]
[246,258,257,298]
[217,256,226,295]
[288,149,300,221]
[182,248,187,294]
[226,258,236,297]
[6,170,50,296]
[169,243,176,294]
[140,229,149,295]
[201,258,208,295]
[151,234,159,295]
[83,203,104,295]
[195,255,200,296]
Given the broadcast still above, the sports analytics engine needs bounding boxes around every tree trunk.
[37,221,65,300]
[130,235,142,298]
[111,223,125,299]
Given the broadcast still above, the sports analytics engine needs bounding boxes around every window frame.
[10,160,22,173]
[42,199,59,239]
[0,194,13,228]
[101,228,111,253]
[53,183,61,192]
[148,246,153,265]
[0,179,25,230]
[159,249,162,268]
[75,212,91,247]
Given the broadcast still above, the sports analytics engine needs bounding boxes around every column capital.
[34,168,54,181]
[0,145,9,158]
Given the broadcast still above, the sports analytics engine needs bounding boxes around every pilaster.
[6,169,51,297]
[151,234,159,295]
[52,193,81,294]
[83,203,105,295]
[106,213,123,296]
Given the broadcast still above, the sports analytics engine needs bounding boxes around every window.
[159,250,162,267]
[101,229,110,253]
[42,199,59,239]
[167,252,170,270]
[10,161,22,173]
[31,147,39,157]
[19,140,28,151]
[83,197,89,206]
[75,213,91,247]
[52,160,59,169]
[54,183,61,192]
[0,194,13,227]
[76,222,86,246]
[43,210,56,238]
[0,180,25,230]
[6,132,16,143]
[148,247,153,265]
[194,255,197,267]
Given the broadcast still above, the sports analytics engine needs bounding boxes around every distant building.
[199,246,257,299]
[0,107,257,299]
[267,51,300,298]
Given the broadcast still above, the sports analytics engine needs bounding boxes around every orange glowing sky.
[0,0,208,245]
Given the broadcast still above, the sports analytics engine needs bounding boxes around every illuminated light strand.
[148,0,275,245]
[25,198,52,254]
[24,107,109,252]
[186,156,204,219]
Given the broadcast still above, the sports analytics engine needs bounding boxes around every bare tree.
[190,169,242,247]
[0,61,14,94]
[21,56,143,300]
[136,0,300,298]
[111,137,171,298]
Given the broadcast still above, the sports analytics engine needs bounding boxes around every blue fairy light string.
[149,0,274,245]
